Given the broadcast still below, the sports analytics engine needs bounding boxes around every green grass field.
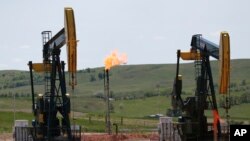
[1,96,249,133]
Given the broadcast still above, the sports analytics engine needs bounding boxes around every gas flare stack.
[104,68,111,135]
[103,50,127,135]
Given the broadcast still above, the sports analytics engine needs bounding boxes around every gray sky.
[1,0,249,70]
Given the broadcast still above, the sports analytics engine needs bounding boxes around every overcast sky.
[0,0,249,70]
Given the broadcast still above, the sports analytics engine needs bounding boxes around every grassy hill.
[0,59,250,133]
[0,59,250,112]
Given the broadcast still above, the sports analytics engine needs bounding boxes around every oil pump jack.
[28,7,80,141]
[170,32,230,140]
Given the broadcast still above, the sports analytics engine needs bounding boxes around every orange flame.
[104,50,127,70]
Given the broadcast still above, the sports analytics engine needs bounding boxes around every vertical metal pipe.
[106,69,111,135]
[60,61,72,140]
[176,50,181,79]
[104,69,106,99]
[113,123,118,135]
[103,69,107,125]
[28,61,35,113]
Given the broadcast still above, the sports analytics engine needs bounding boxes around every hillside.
[1,59,250,95]
[0,59,250,114]
[1,59,250,134]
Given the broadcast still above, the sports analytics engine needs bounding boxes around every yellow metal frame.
[65,7,77,74]
[180,50,201,60]
[219,32,230,94]
[32,63,51,72]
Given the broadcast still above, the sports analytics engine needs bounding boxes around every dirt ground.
[1,132,159,141]
[0,133,13,141]
[83,132,159,141]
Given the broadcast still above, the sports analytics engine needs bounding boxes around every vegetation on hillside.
[0,59,250,117]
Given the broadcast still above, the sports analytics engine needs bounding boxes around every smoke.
[104,49,127,70]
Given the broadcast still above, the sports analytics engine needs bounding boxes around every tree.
[86,68,91,73]
[230,82,237,88]
[98,72,104,80]
[89,75,96,82]
[241,80,246,86]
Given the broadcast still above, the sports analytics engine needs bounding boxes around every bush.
[89,75,96,82]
